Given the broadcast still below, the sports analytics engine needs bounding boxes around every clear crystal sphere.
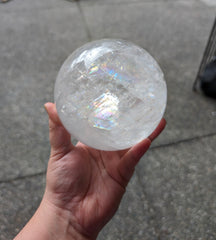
[54,39,167,150]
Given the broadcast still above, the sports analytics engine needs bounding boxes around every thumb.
[44,102,74,159]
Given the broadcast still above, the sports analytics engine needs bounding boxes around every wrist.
[15,196,93,240]
[38,197,93,240]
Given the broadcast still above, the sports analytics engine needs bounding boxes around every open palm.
[44,102,166,239]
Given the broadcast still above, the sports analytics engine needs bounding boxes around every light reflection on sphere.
[54,39,167,150]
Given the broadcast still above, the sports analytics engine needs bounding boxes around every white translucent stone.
[54,39,167,150]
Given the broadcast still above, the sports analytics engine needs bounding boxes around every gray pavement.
[0,0,216,239]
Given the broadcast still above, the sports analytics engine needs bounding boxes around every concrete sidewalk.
[0,0,216,239]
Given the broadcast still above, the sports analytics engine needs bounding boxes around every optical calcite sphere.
[54,39,167,150]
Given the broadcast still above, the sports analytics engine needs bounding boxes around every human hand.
[42,102,166,240]
[15,102,166,240]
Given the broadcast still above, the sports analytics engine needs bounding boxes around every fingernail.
[44,103,48,114]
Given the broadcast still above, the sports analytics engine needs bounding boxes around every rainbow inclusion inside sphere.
[54,39,167,150]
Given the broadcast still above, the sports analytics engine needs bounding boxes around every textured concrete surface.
[0,1,88,180]
[81,0,201,4]
[0,0,216,239]
[200,0,216,6]
[0,175,45,239]
[136,135,216,240]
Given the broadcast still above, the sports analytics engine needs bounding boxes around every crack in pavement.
[0,132,216,184]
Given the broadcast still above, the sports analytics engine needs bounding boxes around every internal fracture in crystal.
[54,39,167,150]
